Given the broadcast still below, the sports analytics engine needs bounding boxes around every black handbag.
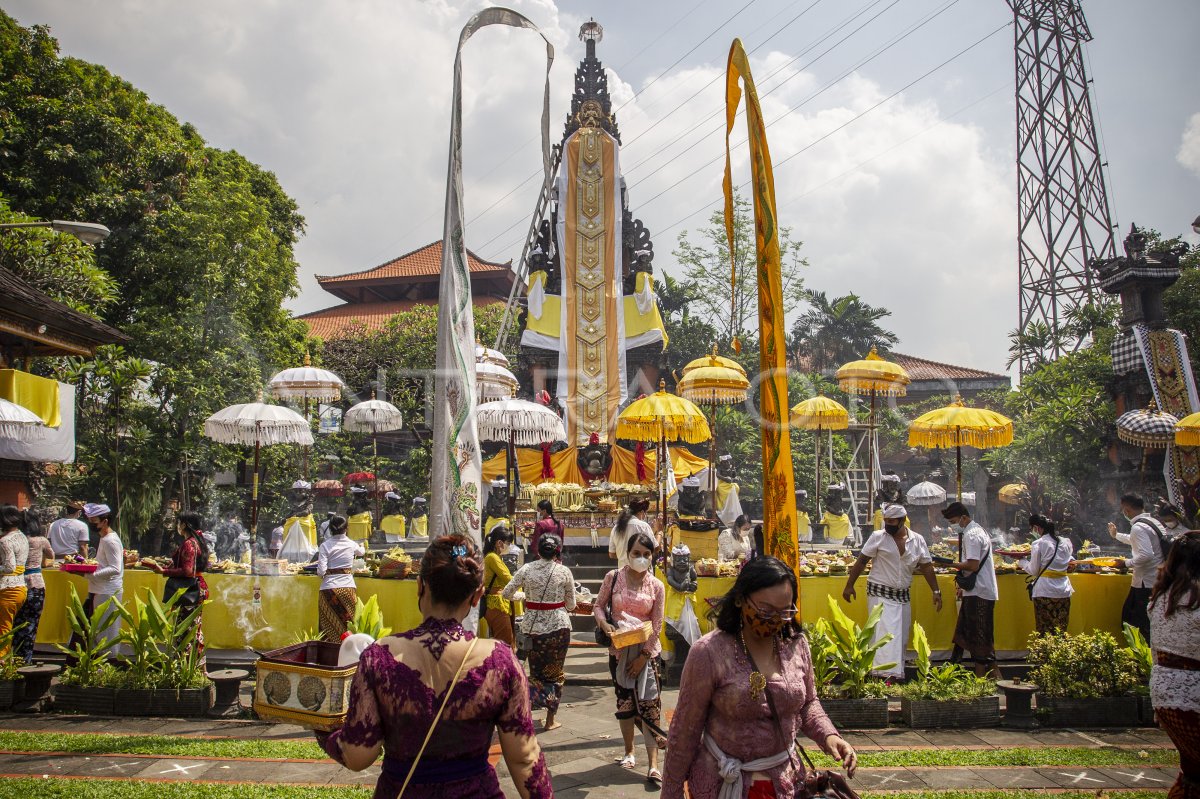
[164,576,200,607]
[954,541,990,591]
[593,570,617,646]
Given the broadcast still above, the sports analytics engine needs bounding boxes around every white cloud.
[1178,112,1200,178]
[7,1,1017,375]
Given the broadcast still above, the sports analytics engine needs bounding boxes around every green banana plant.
[1122,622,1152,682]
[347,595,392,640]
[56,585,121,686]
[905,622,993,700]
[823,596,895,697]
[805,618,838,692]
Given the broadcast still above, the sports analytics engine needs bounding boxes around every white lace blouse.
[502,558,577,636]
[1149,598,1200,712]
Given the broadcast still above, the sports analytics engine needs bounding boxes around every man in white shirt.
[83,503,123,649]
[48,501,89,558]
[944,501,998,678]
[1107,493,1166,642]
[843,503,942,679]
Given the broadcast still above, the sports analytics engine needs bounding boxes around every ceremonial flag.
[722,39,799,575]
[431,8,554,543]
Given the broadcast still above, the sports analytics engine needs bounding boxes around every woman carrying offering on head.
[594,530,666,786]
[663,556,858,799]
[316,535,551,798]
[503,532,576,731]
[483,525,516,647]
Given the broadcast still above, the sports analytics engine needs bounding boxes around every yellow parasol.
[790,394,849,518]
[908,395,1013,502]
[679,346,750,518]
[836,347,909,522]
[1176,411,1200,447]
[997,482,1028,506]
[617,380,711,533]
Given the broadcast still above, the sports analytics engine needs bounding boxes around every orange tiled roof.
[299,298,503,340]
[315,241,511,286]
[889,352,1007,382]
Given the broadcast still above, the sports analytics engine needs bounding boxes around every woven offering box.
[255,558,289,576]
[253,641,356,731]
[609,621,653,649]
[377,556,410,579]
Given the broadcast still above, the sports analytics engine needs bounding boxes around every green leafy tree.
[672,190,806,345]
[790,290,898,373]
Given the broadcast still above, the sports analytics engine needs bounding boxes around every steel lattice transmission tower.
[1010,0,1116,374]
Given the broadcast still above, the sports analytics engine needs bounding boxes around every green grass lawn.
[0,781,1173,799]
[0,730,1179,770]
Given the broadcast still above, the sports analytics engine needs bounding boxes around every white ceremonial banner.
[430,7,554,544]
[0,382,75,463]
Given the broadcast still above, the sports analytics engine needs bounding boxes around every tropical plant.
[56,585,121,687]
[1027,630,1141,699]
[673,190,807,345]
[804,618,838,694]
[0,624,26,681]
[1122,623,1153,686]
[820,597,894,699]
[289,627,322,645]
[347,595,392,640]
[791,290,898,373]
[900,622,994,701]
[112,590,206,689]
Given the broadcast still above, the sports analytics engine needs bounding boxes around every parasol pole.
[660,416,668,546]
[250,423,261,575]
[815,425,822,520]
[709,388,718,520]
[374,434,381,525]
[867,390,877,523]
[303,395,311,482]
[955,425,962,502]
[507,430,517,518]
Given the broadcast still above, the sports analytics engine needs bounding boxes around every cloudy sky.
[7,0,1199,375]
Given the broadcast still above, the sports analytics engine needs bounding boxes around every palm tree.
[790,290,898,373]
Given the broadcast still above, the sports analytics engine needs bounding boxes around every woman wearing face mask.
[594,531,666,786]
[717,515,753,563]
[1015,514,1074,635]
[663,556,857,799]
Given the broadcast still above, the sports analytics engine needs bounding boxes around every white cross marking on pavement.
[873,773,910,786]
[158,763,204,776]
[1114,771,1164,784]
[95,762,143,772]
[1059,771,1103,784]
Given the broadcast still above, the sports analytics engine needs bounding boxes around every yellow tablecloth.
[39,569,423,651]
[659,572,1130,652]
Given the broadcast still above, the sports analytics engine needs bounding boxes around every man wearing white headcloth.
[842,503,942,679]
[83,503,124,649]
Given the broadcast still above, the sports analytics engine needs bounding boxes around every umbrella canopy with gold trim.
[790,394,849,518]
[998,482,1028,506]
[1116,400,1179,450]
[616,382,712,444]
[908,396,1013,502]
[1176,411,1200,447]
[679,347,748,522]
[835,347,910,397]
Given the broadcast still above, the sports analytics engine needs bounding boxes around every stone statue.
[577,433,613,480]
[676,475,706,518]
[666,543,698,594]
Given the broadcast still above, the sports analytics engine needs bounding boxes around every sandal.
[618,753,636,770]
[647,768,662,788]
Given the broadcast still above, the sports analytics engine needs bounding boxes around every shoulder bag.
[954,536,990,591]
[1024,540,1053,599]
[593,569,617,647]
[748,643,860,799]
[397,636,480,799]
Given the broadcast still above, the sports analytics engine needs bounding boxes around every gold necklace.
[740,631,769,700]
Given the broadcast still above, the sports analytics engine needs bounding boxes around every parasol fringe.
[907,426,1014,449]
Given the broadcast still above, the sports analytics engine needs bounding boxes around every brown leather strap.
[326,567,352,574]
[1157,651,1200,671]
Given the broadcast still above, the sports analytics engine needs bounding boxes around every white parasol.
[905,480,947,507]
[344,397,404,520]
[203,396,313,573]
[475,343,510,368]
[267,363,345,403]
[0,397,47,442]
[476,398,565,447]
[476,361,519,402]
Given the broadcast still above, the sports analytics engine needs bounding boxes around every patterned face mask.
[741,600,793,637]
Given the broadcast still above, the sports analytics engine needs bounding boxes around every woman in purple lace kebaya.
[317,534,552,799]
[663,557,858,799]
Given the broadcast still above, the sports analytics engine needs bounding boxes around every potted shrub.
[112,591,212,716]
[1027,630,1141,727]
[899,623,999,728]
[809,598,890,729]
[1122,623,1155,726]
[0,625,25,709]
[54,586,121,715]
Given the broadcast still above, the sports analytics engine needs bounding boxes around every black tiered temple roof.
[563,28,621,144]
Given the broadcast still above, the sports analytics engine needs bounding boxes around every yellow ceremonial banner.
[723,40,798,576]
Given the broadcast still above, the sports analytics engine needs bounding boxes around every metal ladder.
[494,144,562,354]
[842,424,880,543]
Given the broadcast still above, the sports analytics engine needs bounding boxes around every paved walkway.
[0,687,1181,796]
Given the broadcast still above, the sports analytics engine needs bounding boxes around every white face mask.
[629,556,650,573]
[948,522,964,535]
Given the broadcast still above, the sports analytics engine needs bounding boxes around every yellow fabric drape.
[381,515,406,537]
[723,40,797,573]
[0,369,60,427]
[283,515,317,548]
[822,512,852,544]
[481,445,712,486]
[348,512,372,543]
